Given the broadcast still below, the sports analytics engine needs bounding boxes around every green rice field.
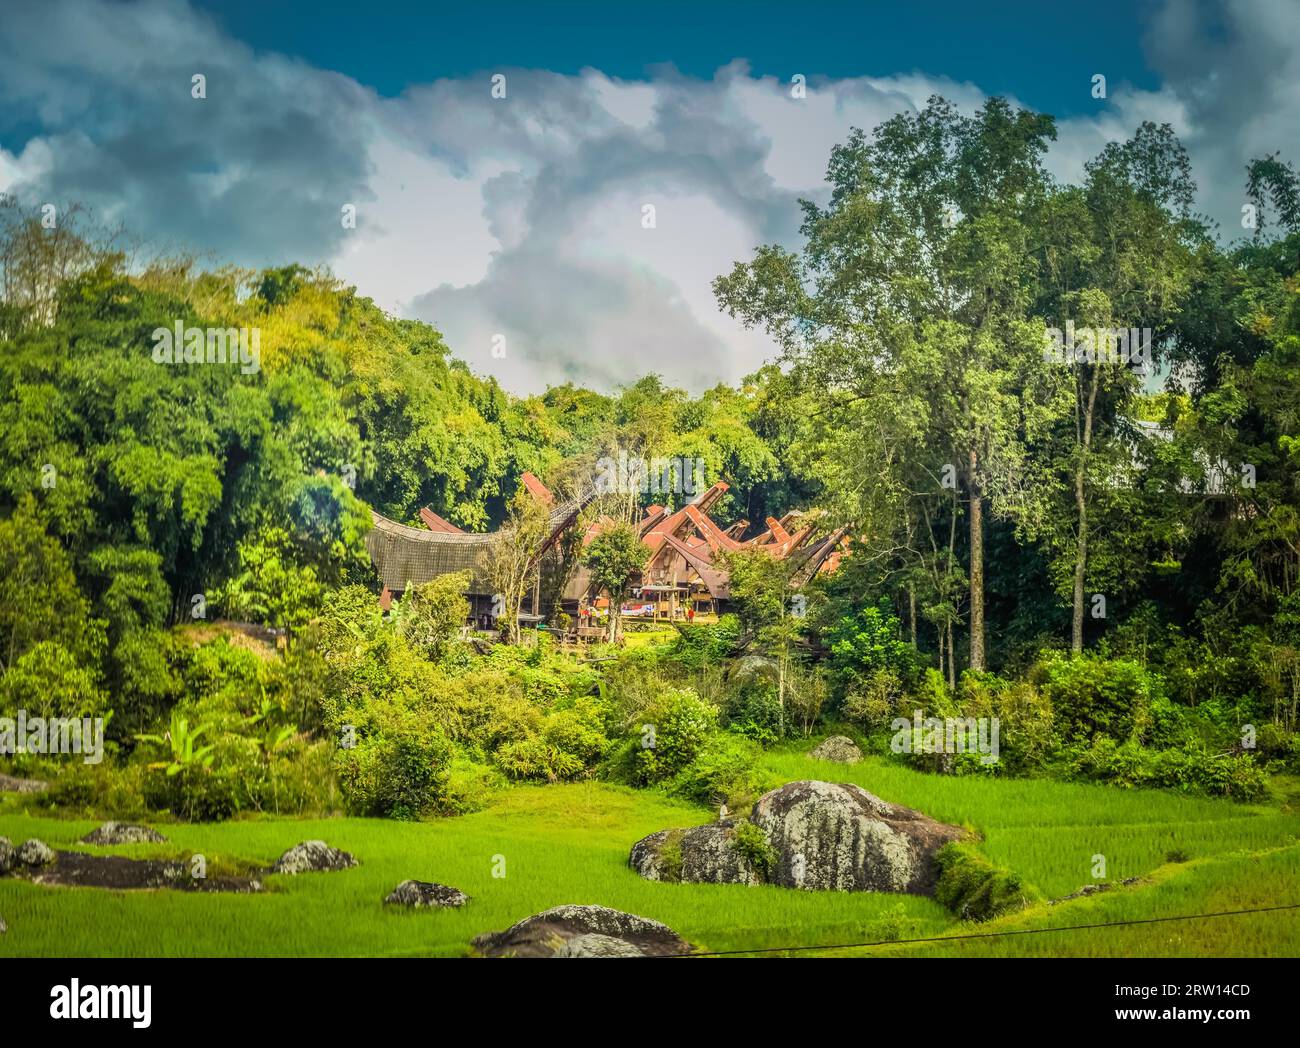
[3,747,1298,957]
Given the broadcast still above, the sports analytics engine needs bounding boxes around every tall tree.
[715,96,1059,671]
[486,488,552,644]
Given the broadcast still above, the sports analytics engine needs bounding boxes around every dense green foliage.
[3,103,1300,857]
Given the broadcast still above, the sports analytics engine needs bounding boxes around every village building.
[364,470,850,630]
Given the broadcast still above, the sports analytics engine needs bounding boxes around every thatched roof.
[366,490,595,597]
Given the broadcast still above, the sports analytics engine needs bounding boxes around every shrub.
[633,687,717,785]
[723,678,784,744]
[37,762,149,819]
[391,571,471,663]
[332,704,455,819]
[956,672,1054,773]
[441,758,505,814]
[730,819,777,879]
[494,737,586,782]
[785,662,831,737]
[1255,722,1300,770]
[1037,654,1160,744]
[1060,736,1269,800]
[142,761,241,822]
[934,842,1039,921]
[541,696,611,766]
[825,599,922,690]
[657,831,685,883]
[843,669,905,730]
[666,614,741,669]
[663,731,768,807]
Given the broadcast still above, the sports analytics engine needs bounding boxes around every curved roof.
[366,490,595,596]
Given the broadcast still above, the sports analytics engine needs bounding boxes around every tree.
[724,547,805,733]
[0,197,116,332]
[581,524,644,643]
[1033,124,1199,653]
[0,495,99,671]
[1246,153,1300,240]
[486,488,552,644]
[716,96,1060,671]
[213,527,326,636]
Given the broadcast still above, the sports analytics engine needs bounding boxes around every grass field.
[2,746,1298,957]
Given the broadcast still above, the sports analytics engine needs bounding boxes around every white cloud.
[2,0,1297,393]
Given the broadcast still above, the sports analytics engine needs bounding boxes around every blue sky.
[191,0,1162,116]
[1,1,1294,394]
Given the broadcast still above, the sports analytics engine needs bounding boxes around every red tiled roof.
[419,507,464,534]
[522,471,554,505]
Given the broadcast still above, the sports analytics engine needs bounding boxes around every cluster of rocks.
[3,833,262,892]
[631,780,966,895]
[0,836,54,874]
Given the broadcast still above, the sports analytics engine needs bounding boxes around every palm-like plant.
[136,711,216,776]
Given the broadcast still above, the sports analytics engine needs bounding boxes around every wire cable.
[679,901,1300,957]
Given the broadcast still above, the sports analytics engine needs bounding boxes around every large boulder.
[16,839,54,867]
[553,934,645,958]
[809,736,863,764]
[80,822,168,846]
[272,841,357,875]
[630,780,966,895]
[384,880,468,908]
[629,824,763,886]
[472,905,691,958]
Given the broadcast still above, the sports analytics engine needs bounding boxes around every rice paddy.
[2,748,1298,957]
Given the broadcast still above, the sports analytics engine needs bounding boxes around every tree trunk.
[908,586,917,647]
[1071,368,1102,655]
[778,653,787,736]
[968,449,985,672]
[947,620,956,689]
[608,591,622,644]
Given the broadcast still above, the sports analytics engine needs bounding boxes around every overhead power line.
[679,902,1300,957]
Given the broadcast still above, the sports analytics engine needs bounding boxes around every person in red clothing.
[686,605,695,624]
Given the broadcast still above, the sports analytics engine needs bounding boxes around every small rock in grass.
[1050,877,1143,905]
[80,822,168,846]
[17,839,54,867]
[809,735,863,764]
[0,837,14,875]
[384,879,469,908]
[0,773,48,793]
[0,914,6,934]
[272,840,357,874]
